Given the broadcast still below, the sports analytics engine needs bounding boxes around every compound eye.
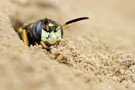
[48,23,54,27]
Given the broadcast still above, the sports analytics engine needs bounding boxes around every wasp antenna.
[64,17,89,26]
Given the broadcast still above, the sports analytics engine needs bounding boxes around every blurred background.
[0,0,135,90]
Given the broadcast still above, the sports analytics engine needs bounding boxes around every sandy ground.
[0,0,135,90]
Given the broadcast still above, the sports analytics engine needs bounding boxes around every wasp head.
[41,19,63,45]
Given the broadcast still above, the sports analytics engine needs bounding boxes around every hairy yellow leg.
[22,29,29,45]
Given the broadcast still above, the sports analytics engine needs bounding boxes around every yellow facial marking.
[48,23,54,27]
[46,25,49,31]
[41,29,49,41]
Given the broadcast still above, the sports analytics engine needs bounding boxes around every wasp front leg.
[40,41,50,50]
[18,28,29,45]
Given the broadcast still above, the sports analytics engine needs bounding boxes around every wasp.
[18,17,89,50]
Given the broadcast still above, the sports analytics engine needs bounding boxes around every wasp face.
[41,21,63,45]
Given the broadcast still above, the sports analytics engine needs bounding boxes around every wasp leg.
[18,28,29,45]
[40,41,50,50]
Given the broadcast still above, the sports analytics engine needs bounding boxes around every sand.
[0,0,135,90]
